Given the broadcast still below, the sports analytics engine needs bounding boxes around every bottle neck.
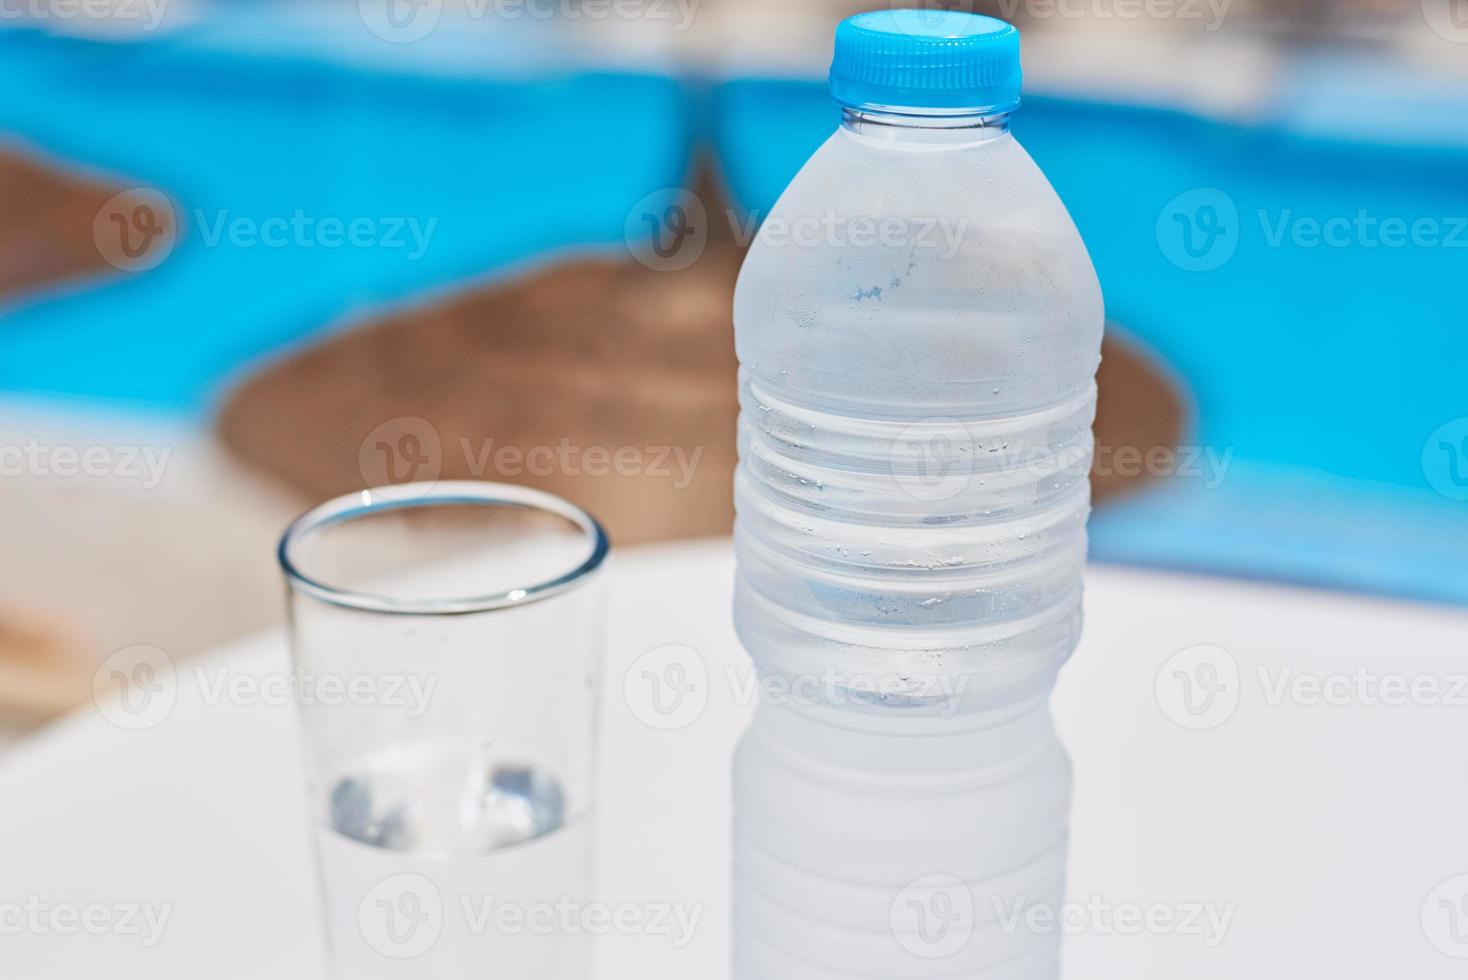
[839,107,1012,146]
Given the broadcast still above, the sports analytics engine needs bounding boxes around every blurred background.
[1,0,1465,744]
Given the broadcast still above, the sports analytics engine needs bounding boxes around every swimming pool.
[3,24,1464,603]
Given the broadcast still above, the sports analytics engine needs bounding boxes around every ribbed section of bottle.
[731,698,1072,980]
[733,368,1095,717]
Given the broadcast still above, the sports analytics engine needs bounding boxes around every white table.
[4,540,1467,977]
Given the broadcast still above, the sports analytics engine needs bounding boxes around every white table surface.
[4,539,1467,978]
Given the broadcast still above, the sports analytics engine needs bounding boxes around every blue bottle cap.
[830,9,1022,114]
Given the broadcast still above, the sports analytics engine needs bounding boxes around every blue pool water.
[0,27,691,413]
[2,25,1464,603]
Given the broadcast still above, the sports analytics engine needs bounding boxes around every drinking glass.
[278,481,609,979]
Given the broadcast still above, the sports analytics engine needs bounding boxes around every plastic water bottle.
[730,14,1100,976]
[732,10,1103,721]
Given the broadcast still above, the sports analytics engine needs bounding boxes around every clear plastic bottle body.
[732,696,1072,978]
[732,108,1104,718]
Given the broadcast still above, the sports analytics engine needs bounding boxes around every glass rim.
[277,481,610,616]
